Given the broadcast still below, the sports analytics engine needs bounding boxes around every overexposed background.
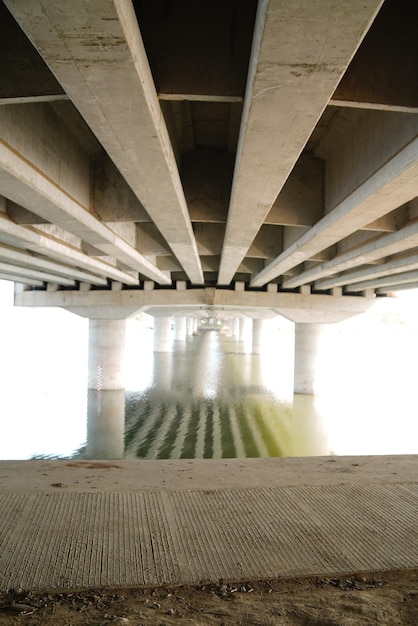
[1,279,417,459]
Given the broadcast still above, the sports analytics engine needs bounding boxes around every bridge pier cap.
[14,284,402,325]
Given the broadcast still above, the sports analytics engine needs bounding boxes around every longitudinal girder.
[0,0,417,299]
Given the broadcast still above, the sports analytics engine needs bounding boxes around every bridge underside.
[1,0,417,315]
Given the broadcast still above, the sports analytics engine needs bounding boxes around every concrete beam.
[159,94,243,103]
[0,260,75,286]
[377,282,418,295]
[335,231,389,258]
[0,127,170,284]
[329,99,418,115]
[170,101,195,156]
[316,252,418,291]
[251,128,418,287]
[0,103,170,283]
[0,213,138,285]
[247,225,283,259]
[347,270,418,293]
[92,156,150,223]
[183,151,233,224]
[218,0,384,284]
[284,217,418,289]
[5,0,203,284]
[321,111,418,214]
[0,95,68,106]
[194,224,224,256]
[362,207,409,233]
[0,243,107,286]
[264,155,324,227]
[135,224,172,257]
[0,272,43,286]
[157,256,182,272]
[6,203,49,225]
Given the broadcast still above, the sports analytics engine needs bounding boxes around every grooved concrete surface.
[1,468,417,591]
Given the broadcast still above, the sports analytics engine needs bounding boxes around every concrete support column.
[252,318,264,354]
[239,317,251,342]
[294,323,326,395]
[152,352,173,391]
[186,317,194,336]
[88,319,126,390]
[193,318,199,334]
[230,317,239,338]
[153,316,172,352]
[174,316,187,341]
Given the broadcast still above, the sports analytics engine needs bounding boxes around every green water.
[124,331,293,459]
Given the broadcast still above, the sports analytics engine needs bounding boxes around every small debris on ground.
[0,570,416,625]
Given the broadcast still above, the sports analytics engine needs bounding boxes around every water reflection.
[123,331,293,460]
[291,395,331,457]
[86,389,125,459]
[76,321,418,460]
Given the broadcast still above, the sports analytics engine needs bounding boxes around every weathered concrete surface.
[88,319,126,390]
[294,323,327,394]
[318,252,418,291]
[4,0,203,284]
[0,211,138,286]
[252,121,418,287]
[0,103,170,285]
[15,285,400,322]
[1,1,417,298]
[283,200,418,289]
[0,456,416,591]
[218,0,384,284]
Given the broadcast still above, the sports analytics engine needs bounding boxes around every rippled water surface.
[124,330,294,460]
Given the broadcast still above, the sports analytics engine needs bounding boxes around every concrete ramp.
[1,482,417,590]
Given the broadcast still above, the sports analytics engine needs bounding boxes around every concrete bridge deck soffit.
[0,0,417,313]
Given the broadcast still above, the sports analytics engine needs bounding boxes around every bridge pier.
[294,323,327,395]
[230,317,239,338]
[252,319,264,354]
[186,317,194,336]
[87,318,126,458]
[152,352,174,391]
[239,317,250,342]
[88,319,126,391]
[174,316,187,341]
[153,316,172,352]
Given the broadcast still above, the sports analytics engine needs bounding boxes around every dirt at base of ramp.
[0,570,417,626]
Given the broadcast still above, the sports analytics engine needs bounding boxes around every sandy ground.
[1,455,417,493]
